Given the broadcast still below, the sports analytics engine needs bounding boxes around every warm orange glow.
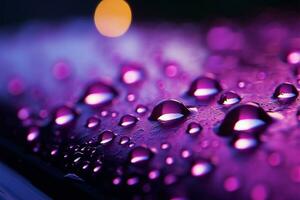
[94,0,132,38]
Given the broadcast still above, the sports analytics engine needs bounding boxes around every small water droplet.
[161,142,171,150]
[129,146,152,164]
[164,62,179,78]
[186,122,203,135]
[26,127,40,142]
[149,99,190,124]
[180,149,191,159]
[81,82,118,106]
[267,152,282,167]
[237,81,246,89]
[86,117,101,129]
[127,177,139,186]
[54,106,76,126]
[52,61,71,80]
[191,160,213,177]
[121,64,144,85]
[250,184,268,200]
[187,76,222,102]
[218,91,241,107]
[112,177,121,185]
[165,156,174,165]
[98,130,115,144]
[217,103,272,137]
[272,83,298,104]
[135,104,148,114]
[224,176,240,192]
[148,169,160,180]
[119,136,130,145]
[287,51,300,64]
[119,114,138,127]
[164,174,177,185]
[126,93,136,102]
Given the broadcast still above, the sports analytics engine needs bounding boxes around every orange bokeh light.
[94,0,132,38]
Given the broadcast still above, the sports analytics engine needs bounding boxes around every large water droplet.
[217,103,272,137]
[98,130,115,144]
[54,106,76,126]
[272,83,298,104]
[81,82,118,106]
[119,114,138,127]
[149,99,190,124]
[129,146,152,164]
[187,76,222,102]
[218,91,241,107]
[121,64,144,85]
[186,122,203,135]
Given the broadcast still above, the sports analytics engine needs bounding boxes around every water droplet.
[86,117,101,129]
[164,174,177,185]
[287,51,300,64]
[187,76,222,102]
[112,177,121,185]
[52,61,71,80]
[218,91,241,107]
[18,107,30,120]
[191,160,213,177]
[237,81,246,89]
[224,176,240,192]
[119,114,138,127]
[98,130,115,144]
[26,127,40,142]
[186,122,203,135]
[121,64,144,85]
[54,106,76,126]
[160,142,171,150]
[81,82,118,106]
[164,62,179,78]
[149,99,190,124]
[129,146,152,164]
[126,93,136,102]
[165,156,174,165]
[148,169,160,180]
[250,184,268,200]
[127,177,139,186]
[135,104,148,114]
[272,83,298,104]
[180,149,191,159]
[119,136,130,145]
[217,103,272,137]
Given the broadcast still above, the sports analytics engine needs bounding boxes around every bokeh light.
[94,0,132,38]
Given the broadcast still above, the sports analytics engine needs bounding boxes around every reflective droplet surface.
[86,117,101,129]
[149,99,190,124]
[121,64,144,85]
[81,82,118,106]
[54,106,76,126]
[187,76,222,102]
[26,127,40,142]
[191,160,213,177]
[119,136,130,145]
[129,146,152,164]
[218,91,241,107]
[186,122,203,135]
[272,83,298,104]
[217,103,272,137]
[98,130,115,144]
[118,114,138,127]
[135,104,148,114]
[287,51,300,65]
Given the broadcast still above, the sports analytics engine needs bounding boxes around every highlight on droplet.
[94,0,132,38]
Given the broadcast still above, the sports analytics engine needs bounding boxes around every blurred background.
[1,0,300,27]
